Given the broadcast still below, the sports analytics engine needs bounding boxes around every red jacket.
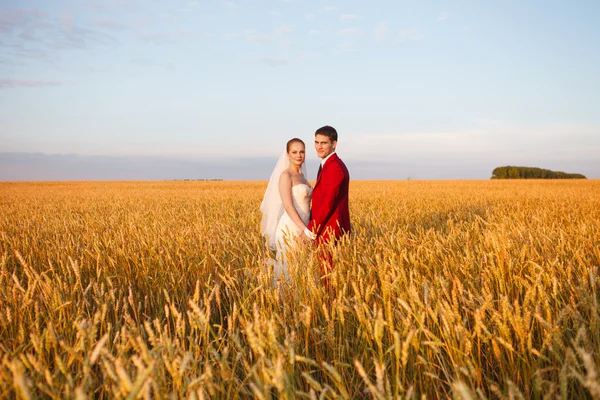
[308,153,351,244]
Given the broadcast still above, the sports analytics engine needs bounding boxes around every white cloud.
[308,29,320,36]
[374,21,388,42]
[399,27,424,41]
[222,1,239,16]
[131,57,175,71]
[245,30,272,43]
[137,30,193,45]
[344,130,488,159]
[334,42,358,54]
[342,122,600,172]
[10,122,595,180]
[60,12,74,30]
[338,28,359,37]
[0,7,121,69]
[438,12,451,21]
[259,56,287,67]
[93,18,127,30]
[294,51,320,63]
[233,25,294,45]
[275,24,293,35]
[0,79,65,88]
[340,14,362,21]
[223,1,237,9]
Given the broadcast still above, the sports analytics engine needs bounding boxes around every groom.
[305,125,351,284]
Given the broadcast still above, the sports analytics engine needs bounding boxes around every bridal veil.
[260,150,307,250]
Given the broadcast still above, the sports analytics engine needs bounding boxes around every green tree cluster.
[491,166,586,179]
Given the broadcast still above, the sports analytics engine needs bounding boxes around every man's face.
[315,134,336,159]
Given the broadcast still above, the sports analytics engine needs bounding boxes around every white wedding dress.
[273,183,312,283]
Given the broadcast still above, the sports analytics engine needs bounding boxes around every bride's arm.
[278,172,309,234]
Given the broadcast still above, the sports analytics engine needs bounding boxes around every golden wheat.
[0,180,599,399]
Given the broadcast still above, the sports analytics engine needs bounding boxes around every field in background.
[1,180,599,399]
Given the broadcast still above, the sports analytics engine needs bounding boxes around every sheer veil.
[260,150,308,250]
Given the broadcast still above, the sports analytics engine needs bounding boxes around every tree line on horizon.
[491,166,587,179]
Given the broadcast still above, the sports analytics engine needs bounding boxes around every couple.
[260,125,351,286]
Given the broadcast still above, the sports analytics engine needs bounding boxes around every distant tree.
[508,167,519,179]
[492,167,507,179]
[491,166,586,179]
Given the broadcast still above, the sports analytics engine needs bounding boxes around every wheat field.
[1,180,599,399]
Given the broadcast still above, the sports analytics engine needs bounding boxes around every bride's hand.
[298,233,313,244]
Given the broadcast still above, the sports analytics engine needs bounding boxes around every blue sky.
[1,0,599,180]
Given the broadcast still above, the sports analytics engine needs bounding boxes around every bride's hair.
[286,138,305,152]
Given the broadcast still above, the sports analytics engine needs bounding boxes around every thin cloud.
[438,12,451,21]
[0,153,288,181]
[340,14,362,21]
[3,151,596,181]
[399,27,424,41]
[131,58,176,71]
[1,6,119,65]
[374,21,389,42]
[93,18,127,30]
[55,25,119,49]
[308,29,320,36]
[10,47,50,60]
[294,51,320,64]
[338,28,359,37]
[245,30,272,43]
[230,25,293,46]
[343,123,600,173]
[87,1,140,13]
[0,8,46,33]
[0,79,64,88]
[259,56,287,67]
[345,130,489,159]
[137,30,192,45]
[275,24,293,35]
[222,1,239,16]
[334,42,359,54]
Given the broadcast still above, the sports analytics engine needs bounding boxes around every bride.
[260,138,316,284]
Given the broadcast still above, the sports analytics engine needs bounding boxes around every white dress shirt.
[304,151,337,240]
[321,151,336,167]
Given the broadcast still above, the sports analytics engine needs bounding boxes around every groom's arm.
[308,162,344,236]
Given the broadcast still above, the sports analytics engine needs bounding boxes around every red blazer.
[308,153,351,244]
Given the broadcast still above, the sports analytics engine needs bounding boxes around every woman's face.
[288,142,305,167]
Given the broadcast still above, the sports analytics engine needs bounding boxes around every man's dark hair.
[315,125,338,142]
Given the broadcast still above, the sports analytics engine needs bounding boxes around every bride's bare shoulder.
[278,170,292,184]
